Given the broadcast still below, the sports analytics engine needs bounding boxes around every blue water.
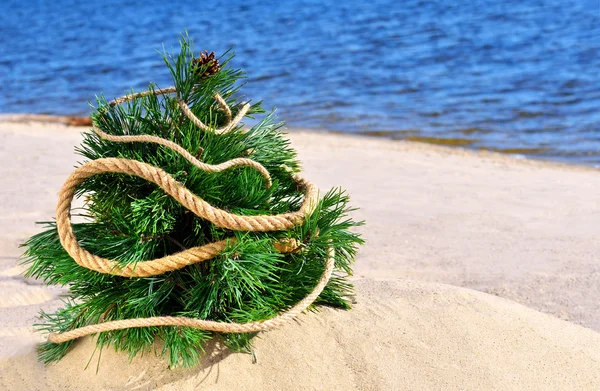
[1,0,599,164]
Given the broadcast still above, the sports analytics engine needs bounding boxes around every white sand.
[289,130,600,330]
[1,121,599,390]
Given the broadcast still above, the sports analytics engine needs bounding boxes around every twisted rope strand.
[93,125,272,188]
[105,86,248,135]
[108,87,177,106]
[175,97,250,134]
[47,245,334,343]
[56,158,319,277]
[48,236,299,278]
[214,93,232,122]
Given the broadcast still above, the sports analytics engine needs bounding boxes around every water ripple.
[0,0,598,164]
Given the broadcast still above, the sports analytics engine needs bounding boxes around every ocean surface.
[1,0,599,165]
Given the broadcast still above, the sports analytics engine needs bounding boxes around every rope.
[93,126,272,188]
[47,246,334,343]
[108,87,177,106]
[48,87,332,343]
[50,234,300,278]
[105,86,250,135]
[57,159,318,235]
[176,98,250,135]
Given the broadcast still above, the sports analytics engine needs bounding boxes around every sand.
[1,121,599,390]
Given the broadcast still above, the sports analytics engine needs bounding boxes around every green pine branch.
[21,34,363,368]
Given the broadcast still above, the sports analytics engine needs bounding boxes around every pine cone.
[192,51,220,79]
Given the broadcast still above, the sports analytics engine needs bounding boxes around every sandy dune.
[3,279,600,391]
[289,130,600,331]
[0,121,599,390]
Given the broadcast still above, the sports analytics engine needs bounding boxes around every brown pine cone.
[192,51,220,79]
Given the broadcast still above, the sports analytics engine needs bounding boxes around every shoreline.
[314,127,600,173]
[1,114,597,173]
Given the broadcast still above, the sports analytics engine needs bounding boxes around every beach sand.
[1,121,599,390]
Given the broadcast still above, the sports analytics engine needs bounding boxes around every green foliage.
[22,34,363,368]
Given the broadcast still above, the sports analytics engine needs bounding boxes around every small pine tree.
[22,34,363,368]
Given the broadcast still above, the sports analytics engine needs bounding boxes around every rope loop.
[104,86,249,134]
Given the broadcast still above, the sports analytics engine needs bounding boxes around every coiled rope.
[48,87,333,344]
